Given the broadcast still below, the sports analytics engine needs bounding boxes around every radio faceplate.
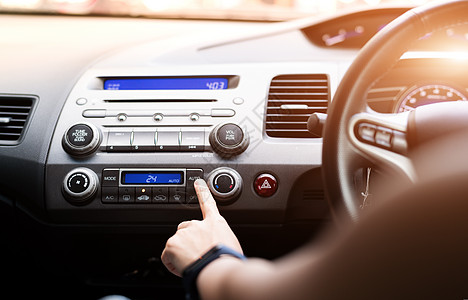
[101,168,203,204]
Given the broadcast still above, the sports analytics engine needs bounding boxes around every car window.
[0,0,432,21]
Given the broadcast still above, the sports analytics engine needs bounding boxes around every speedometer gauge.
[396,84,467,112]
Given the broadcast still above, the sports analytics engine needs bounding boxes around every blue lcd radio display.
[122,172,183,185]
[104,77,229,90]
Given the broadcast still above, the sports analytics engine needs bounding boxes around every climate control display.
[101,168,203,205]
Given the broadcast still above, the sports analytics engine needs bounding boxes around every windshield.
[0,0,432,21]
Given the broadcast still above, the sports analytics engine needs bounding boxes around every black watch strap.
[182,244,246,300]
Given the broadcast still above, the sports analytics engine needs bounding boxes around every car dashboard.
[1,5,468,299]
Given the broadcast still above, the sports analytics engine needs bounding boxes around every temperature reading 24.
[206,81,225,90]
[146,175,158,183]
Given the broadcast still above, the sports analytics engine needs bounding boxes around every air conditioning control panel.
[100,168,203,205]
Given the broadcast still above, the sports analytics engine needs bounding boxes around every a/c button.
[102,187,118,203]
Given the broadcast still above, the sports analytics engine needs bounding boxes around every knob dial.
[209,123,249,157]
[62,123,101,156]
[62,167,99,205]
[206,167,242,204]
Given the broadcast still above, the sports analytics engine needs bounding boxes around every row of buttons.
[106,129,205,152]
[101,186,199,204]
[357,123,407,154]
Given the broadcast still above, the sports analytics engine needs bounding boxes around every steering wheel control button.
[357,123,376,143]
[63,123,101,156]
[156,130,180,151]
[254,174,278,197]
[356,123,408,153]
[62,167,99,205]
[132,131,156,151]
[181,130,205,151]
[152,187,169,203]
[206,167,242,203]
[119,187,135,203]
[107,131,132,152]
[392,130,407,154]
[102,169,119,186]
[375,127,393,148]
[169,188,186,204]
[102,187,118,203]
[209,123,249,157]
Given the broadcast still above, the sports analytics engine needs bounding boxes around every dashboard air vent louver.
[0,95,35,144]
[265,74,329,138]
[366,86,406,113]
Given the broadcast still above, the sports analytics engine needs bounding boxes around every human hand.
[161,178,243,277]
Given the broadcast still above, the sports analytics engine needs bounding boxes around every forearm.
[197,256,276,300]
[196,244,320,300]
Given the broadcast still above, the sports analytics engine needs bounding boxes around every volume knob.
[62,123,101,156]
[209,123,249,157]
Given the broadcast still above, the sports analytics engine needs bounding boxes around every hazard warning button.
[254,173,278,197]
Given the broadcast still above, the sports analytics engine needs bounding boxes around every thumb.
[194,178,220,219]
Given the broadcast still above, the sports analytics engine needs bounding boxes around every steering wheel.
[322,0,468,223]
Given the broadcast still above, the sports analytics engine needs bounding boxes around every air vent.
[265,74,329,138]
[366,86,406,113]
[0,95,35,144]
[303,189,325,202]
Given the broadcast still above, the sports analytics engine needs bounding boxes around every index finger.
[194,178,220,219]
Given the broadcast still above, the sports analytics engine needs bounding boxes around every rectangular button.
[135,187,152,203]
[186,188,198,204]
[102,169,119,187]
[156,130,180,151]
[152,187,168,203]
[169,187,186,204]
[358,123,376,143]
[107,131,132,151]
[119,187,135,203]
[82,109,106,118]
[102,187,118,203]
[132,131,156,151]
[186,169,204,189]
[211,109,235,117]
[180,131,205,151]
[375,127,393,148]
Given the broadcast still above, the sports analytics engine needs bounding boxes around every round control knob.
[209,123,249,157]
[62,123,101,156]
[62,167,99,205]
[206,167,242,204]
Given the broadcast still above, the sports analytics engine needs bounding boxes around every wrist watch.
[182,244,246,300]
